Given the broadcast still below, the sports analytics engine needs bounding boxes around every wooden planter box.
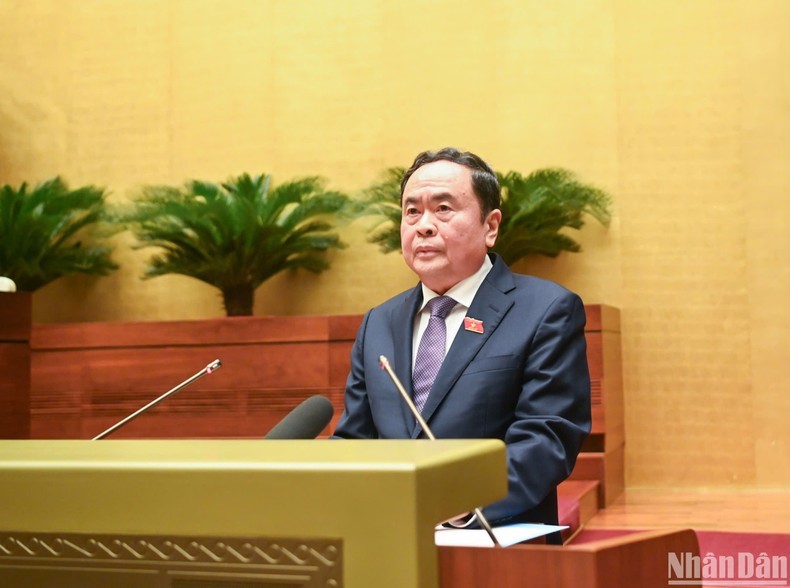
[0,292,32,439]
[29,315,360,440]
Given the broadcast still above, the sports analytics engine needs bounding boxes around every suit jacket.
[333,253,591,528]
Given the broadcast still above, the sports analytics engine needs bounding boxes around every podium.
[0,439,506,588]
[439,528,700,588]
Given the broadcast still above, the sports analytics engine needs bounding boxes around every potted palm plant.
[354,166,611,265]
[119,173,349,316]
[0,177,117,439]
[494,168,611,264]
[0,177,118,292]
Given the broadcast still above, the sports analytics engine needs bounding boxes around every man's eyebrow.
[402,192,458,205]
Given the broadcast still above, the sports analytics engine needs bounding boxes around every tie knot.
[427,295,457,319]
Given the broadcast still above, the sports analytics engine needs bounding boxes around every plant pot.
[0,291,32,438]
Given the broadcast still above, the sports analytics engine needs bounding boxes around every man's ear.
[485,209,502,248]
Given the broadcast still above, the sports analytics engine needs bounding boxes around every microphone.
[264,395,334,440]
[0,277,16,292]
[378,355,501,547]
[92,359,222,440]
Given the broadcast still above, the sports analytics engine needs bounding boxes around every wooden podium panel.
[439,528,700,588]
[0,439,506,588]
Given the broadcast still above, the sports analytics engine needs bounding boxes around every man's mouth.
[414,245,440,256]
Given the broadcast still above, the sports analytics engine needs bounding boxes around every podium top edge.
[0,439,505,470]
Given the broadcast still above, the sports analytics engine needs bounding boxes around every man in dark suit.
[333,148,590,537]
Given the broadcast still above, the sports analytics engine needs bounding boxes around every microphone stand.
[378,355,501,548]
[92,359,222,440]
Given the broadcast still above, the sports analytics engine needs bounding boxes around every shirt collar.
[419,255,493,312]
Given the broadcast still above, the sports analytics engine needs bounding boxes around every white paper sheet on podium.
[434,523,567,548]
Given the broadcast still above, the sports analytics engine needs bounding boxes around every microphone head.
[264,395,334,440]
[0,277,17,292]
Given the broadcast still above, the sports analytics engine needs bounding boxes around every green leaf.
[351,167,405,254]
[119,173,351,315]
[351,166,612,265]
[493,168,612,265]
[0,177,118,291]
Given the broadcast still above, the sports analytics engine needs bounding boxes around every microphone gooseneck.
[378,354,501,548]
[92,359,222,440]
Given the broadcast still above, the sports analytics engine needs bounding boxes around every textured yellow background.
[0,0,787,489]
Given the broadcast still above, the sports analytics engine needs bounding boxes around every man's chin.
[410,262,457,291]
[407,256,445,276]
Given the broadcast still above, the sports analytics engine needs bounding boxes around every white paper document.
[434,523,567,548]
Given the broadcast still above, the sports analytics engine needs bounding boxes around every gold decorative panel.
[0,532,342,588]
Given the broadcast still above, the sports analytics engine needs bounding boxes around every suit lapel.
[392,286,422,433]
[412,255,516,438]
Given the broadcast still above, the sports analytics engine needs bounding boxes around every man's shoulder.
[511,272,577,298]
[365,285,418,315]
[492,260,580,302]
[498,271,586,326]
[488,254,580,302]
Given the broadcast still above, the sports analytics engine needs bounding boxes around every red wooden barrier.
[27,305,623,503]
[0,292,32,439]
[30,315,359,440]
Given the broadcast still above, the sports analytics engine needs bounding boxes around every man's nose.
[416,212,436,235]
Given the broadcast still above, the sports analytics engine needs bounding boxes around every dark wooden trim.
[0,292,32,439]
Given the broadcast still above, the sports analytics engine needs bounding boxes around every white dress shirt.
[411,255,493,368]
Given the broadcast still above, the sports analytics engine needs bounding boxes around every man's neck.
[420,255,493,309]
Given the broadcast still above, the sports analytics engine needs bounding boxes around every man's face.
[400,160,501,294]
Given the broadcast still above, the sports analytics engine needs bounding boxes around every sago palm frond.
[493,168,612,265]
[352,167,405,254]
[118,173,349,316]
[353,166,612,266]
[0,177,118,291]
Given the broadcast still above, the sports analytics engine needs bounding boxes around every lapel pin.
[464,317,484,334]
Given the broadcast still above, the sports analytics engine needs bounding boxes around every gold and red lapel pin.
[463,317,484,334]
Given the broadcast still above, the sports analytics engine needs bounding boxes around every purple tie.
[412,296,457,412]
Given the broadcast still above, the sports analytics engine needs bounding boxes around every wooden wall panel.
[0,345,31,439]
[582,313,624,454]
[0,293,32,439]
[569,445,625,507]
[30,315,361,440]
[0,292,32,341]
[51,344,328,391]
[28,306,620,474]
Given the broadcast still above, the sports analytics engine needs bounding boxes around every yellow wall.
[0,0,787,489]
[613,1,790,489]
